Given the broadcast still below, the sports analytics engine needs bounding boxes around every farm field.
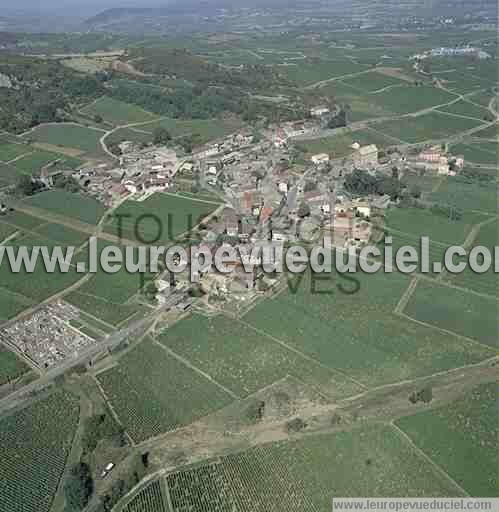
[403,280,497,348]
[429,176,497,214]
[140,117,244,144]
[81,96,158,125]
[340,70,408,93]
[243,270,492,387]
[0,287,35,322]
[12,150,83,174]
[450,141,497,165]
[474,123,498,140]
[65,290,145,327]
[0,210,47,230]
[120,479,168,512]
[22,123,107,159]
[103,127,154,146]
[396,382,497,497]
[97,338,234,442]
[104,192,219,244]
[0,233,83,304]
[279,59,369,86]
[0,221,19,242]
[23,190,106,225]
[437,99,490,120]
[34,222,89,246]
[0,344,31,385]
[0,142,31,162]
[451,221,497,296]
[165,424,460,512]
[385,207,486,246]
[375,112,482,144]
[0,390,80,512]
[0,163,26,187]
[157,313,363,400]
[296,129,394,158]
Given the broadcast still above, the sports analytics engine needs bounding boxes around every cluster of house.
[410,145,464,176]
[310,143,379,170]
[412,46,491,60]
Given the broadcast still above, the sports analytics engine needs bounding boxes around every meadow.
[396,383,497,497]
[0,288,35,322]
[12,150,83,174]
[81,96,158,126]
[104,193,219,244]
[243,270,492,387]
[165,424,460,512]
[0,390,80,512]
[0,163,26,187]
[403,280,497,348]
[97,338,234,442]
[22,123,106,159]
[474,123,498,140]
[157,313,363,400]
[23,190,106,225]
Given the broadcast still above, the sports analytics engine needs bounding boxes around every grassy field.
[0,210,47,230]
[0,221,19,242]
[97,338,234,442]
[165,424,460,512]
[23,190,106,225]
[81,96,158,126]
[157,313,363,400]
[375,112,482,144]
[404,280,497,348]
[0,390,80,512]
[104,193,219,244]
[396,383,497,497]
[450,141,497,165]
[22,124,106,159]
[0,344,31,385]
[243,270,492,387]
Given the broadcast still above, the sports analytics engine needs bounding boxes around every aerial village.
[1,106,467,374]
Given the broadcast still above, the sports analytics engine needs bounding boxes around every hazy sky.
[2,0,162,16]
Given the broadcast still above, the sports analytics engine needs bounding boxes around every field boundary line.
[151,337,241,400]
[233,316,368,390]
[394,276,419,314]
[161,476,174,512]
[394,310,496,353]
[336,355,498,404]
[390,422,469,497]
[90,374,136,446]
